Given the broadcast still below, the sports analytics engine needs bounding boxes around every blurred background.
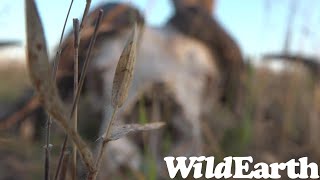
[1,0,320,179]
[1,0,320,58]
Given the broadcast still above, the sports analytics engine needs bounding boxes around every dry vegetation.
[0,0,320,180]
[1,60,319,179]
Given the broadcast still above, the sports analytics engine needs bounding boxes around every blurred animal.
[0,1,244,175]
[1,0,244,131]
[170,0,244,113]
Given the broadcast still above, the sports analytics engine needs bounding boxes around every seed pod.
[111,23,139,108]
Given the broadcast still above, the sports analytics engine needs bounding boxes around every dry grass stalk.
[72,18,80,180]
[70,10,104,120]
[55,9,103,178]
[54,136,68,180]
[25,0,95,173]
[56,9,104,178]
[55,16,80,179]
[80,0,92,30]
[42,0,74,178]
[52,0,75,78]
[54,3,97,178]
[59,151,70,180]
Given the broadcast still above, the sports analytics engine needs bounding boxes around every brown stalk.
[70,10,104,121]
[88,107,118,180]
[59,152,70,180]
[43,0,74,179]
[55,7,103,180]
[26,0,95,173]
[52,0,75,77]
[55,10,103,178]
[46,101,94,172]
[72,18,80,180]
[80,0,92,30]
[54,136,68,180]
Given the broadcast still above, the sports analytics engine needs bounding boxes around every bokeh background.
[1,0,320,179]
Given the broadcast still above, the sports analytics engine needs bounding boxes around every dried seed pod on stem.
[88,22,139,180]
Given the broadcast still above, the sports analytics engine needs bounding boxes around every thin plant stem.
[52,0,74,79]
[54,135,68,180]
[80,0,92,30]
[72,18,80,180]
[59,151,70,180]
[87,106,118,180]
[44,1,74,179]
[44,120,51,180]
[95,107,118,167]
[70,10,104,117]
[54,10,104,178]
[44,0,74,180]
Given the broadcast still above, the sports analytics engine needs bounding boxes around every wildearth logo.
[164,156,320,179]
